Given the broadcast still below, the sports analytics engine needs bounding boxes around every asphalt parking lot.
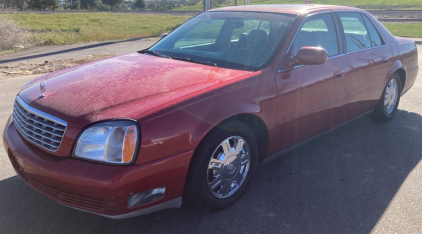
[0,46,421,234]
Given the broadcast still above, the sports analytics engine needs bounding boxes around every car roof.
[209,4,361,15]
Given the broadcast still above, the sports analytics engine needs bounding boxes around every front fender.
[135,67,277,165]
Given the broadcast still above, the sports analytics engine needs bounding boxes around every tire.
[184,120,258,211]
[372,73,402,122]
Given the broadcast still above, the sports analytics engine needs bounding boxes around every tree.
[62,1,69,9]
[156,1,165,10]
[44,0,59,10]
[26,0,41,10]
[72,0,79,9]
[80,0,99,10]
[26,0,59,10]
[146,1,155,10]
[101,0,122,10]
[132,0,144,10]
[16,0,25,10]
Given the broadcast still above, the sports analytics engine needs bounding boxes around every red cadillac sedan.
[3,4,419,218]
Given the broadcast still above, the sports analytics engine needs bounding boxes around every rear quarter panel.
[364,12,418,95]
[396,39,419,93]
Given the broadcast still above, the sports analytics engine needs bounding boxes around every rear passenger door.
[337,12,392,117]
[274,13,351,152]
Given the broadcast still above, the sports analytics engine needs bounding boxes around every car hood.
[19,53,252,128]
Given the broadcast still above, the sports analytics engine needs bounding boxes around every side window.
[361,14,384,47]
[292,14,339,57]
[174,20,224,49]
[339,13,371,52]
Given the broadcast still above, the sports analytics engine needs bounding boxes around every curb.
[0,37,155,65]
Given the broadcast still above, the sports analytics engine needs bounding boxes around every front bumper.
[3,120,193,219]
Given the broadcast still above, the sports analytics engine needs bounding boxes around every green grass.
[383,23,422,38]
[6,13,193,45]
[3,12,422,49]
[173,0,422,11]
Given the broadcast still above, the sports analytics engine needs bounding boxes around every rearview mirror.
[160,33,169,40]
[295,46,328,66]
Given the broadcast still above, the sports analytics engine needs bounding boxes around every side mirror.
[295,46,328,66]
[160,33,169,40]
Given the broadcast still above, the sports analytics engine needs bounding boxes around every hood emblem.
[39,82,45,98]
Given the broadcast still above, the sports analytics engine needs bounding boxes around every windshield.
[146,11,297,71]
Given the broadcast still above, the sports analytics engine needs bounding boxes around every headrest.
[247,30,268,46]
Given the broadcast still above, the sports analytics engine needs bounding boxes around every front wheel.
[184,121,258,210]
[372,73,401,122]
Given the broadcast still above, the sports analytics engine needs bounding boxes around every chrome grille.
[13,96,67,152]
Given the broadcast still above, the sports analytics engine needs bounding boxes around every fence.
[367,10,422,20]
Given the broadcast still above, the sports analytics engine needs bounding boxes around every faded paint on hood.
[19,53,251,128]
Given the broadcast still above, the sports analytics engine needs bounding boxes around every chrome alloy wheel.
[384,78,399,115]
[207,136,251,198]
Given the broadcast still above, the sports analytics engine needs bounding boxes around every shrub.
[0,16,27,51]
[44,35,65,45]
[186,0,196,6]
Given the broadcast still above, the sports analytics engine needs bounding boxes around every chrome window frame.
[345,44,388,55]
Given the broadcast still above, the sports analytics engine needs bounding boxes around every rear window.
[361,14,385,47]
[339,12,371,52]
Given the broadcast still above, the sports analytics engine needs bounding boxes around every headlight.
[73,120,139,164]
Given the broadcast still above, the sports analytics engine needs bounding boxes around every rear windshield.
[147,11,297,71]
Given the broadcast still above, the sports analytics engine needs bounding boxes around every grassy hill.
[3,12,421,49]
[173,0,422,11]
[7,13,193,45]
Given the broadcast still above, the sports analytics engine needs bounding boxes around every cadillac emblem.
[40,82,45,98]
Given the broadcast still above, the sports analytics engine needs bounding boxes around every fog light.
[127,187,165,207]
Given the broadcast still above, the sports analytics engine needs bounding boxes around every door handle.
[334,69,345,78]
[382,57,389,64]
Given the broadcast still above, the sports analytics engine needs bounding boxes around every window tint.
[362,14,384,47]
[174,20,224,48]
[152,12,296,71]
[339,12,371,52]
[293,14,339,57]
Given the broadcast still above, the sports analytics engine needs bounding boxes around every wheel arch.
[388,60,406,92]
[219,113,269,162]
[191,113,270,163]
[395,68,406,92]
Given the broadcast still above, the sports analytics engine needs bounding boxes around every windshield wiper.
[140,51,217,67]
[172,57,217,67]
[140,49,170,58]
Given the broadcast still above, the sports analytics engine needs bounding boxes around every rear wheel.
[372,73,401,122]
[184,121,258,210]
